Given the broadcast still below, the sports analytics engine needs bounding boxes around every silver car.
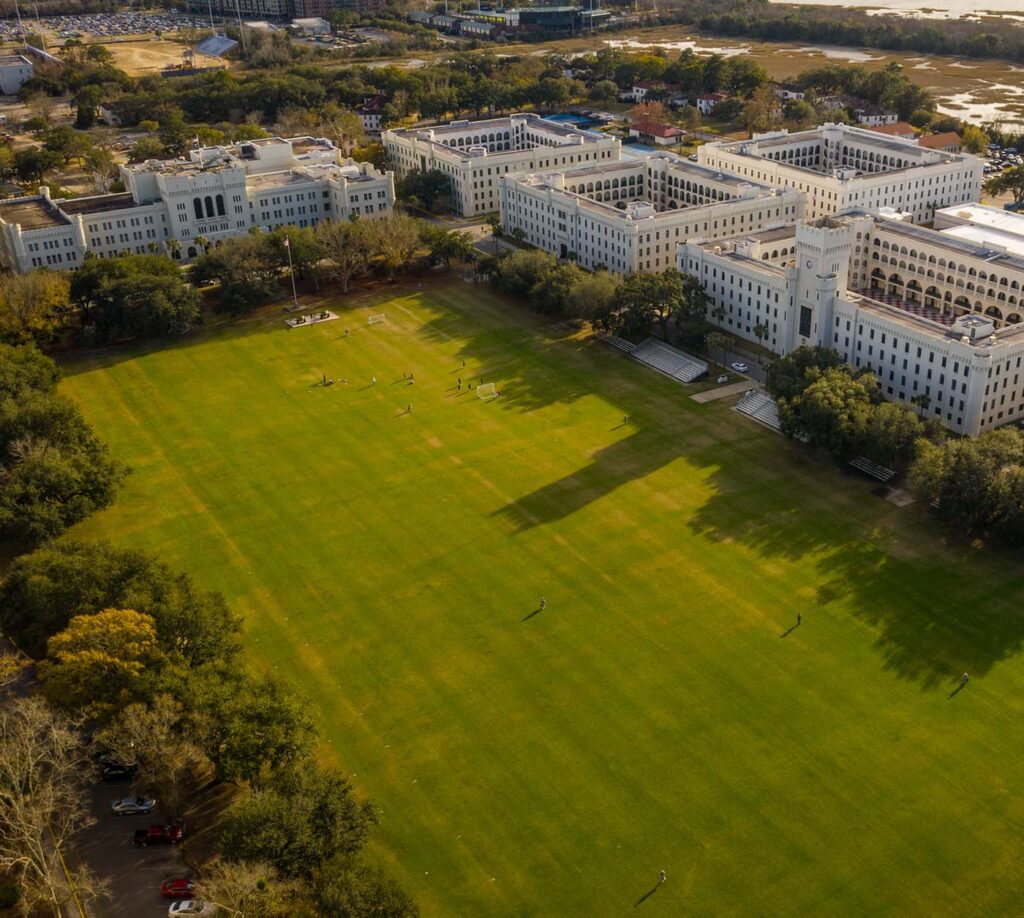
[111,796,156,816]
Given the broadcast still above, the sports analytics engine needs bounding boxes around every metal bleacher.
[849,457,896,482]
[195,34,239,57]
[735,389,782,431]
[631,338,708,384]
[603,335,637,354]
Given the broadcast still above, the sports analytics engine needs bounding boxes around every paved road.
[78,783,189,918]
[721,346,768,385]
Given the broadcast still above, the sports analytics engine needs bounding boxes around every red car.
[160,878,196,900]
[133,823,184,847]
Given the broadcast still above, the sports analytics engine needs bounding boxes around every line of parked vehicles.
[99,754,213,916]
[983,144,1022,175]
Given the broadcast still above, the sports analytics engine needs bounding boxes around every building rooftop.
[389,113,613,151]
[880,216,1024,275]
[935,203,1024,236]
[247,170,317,191]
[58,192,138,215]
[715,124,968,177]
[547,153,770,190]
[0,197,66,230]
[863,121,917,137]
[632,121,684,139]
[0,54,30,66]
[920,131,962,149]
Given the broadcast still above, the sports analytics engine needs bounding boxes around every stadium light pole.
[284,236,298,309]
[13,0,26,49]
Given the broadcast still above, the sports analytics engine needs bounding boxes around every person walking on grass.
[962,672,969,684]
[372,376,376,386]
[796,612,802,627]
[659,870,666,885]
[540,597,546,610]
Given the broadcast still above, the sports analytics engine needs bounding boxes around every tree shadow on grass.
[413,284,627,416]
[492,429,688,533]
[688,462,1024,689]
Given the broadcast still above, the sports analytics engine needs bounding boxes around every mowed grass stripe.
[62,279,1024,917]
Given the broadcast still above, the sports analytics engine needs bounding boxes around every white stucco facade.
[680,210,1024,435]
[0,136,395,272]
[382,113,620,217]
[698,124,983,224]
[498,153,805,276]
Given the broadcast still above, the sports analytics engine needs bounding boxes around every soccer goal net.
[367,313,386,325]
[477,383,497,400]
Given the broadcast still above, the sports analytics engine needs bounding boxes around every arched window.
[216,194,225,216]
[193,198,203,220]
[204,196,214,218]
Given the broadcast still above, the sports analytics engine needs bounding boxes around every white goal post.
[367,313,386,325]
[476,383,497,400]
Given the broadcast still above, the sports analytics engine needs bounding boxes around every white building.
[0,54,33,95]
[292,17,331,34]
[0,136,394,273]
[698,123,983,224]
[854,105,898,127]
[382,113,620,217]
[696,92,729,115]
[680,208,1024,435]
[499,152,804,275]
[357,96,385,136]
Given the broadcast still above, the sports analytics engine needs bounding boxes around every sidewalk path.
[691,380,758,403]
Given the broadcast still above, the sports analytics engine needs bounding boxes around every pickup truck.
[133,823,184,847]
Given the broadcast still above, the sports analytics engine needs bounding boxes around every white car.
[110,796,156,816]
[168,902,215,917]
[731,362,749,373]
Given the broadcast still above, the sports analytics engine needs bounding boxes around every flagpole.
[285,236,298,308]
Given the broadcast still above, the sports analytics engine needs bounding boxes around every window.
[799,306,812,338]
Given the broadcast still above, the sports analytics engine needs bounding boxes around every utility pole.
[233,0,246,54]
[13,0,26,49]
[284,236,298,309]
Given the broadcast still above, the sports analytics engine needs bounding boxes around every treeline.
[769,347,944,470]
[0,347,419,912]
[637,0,1024,65]
[913,429,1024,545]
[0,218,475,346]
[0,538,417,915]
[0,343,124,545]
[768,347,1024,547]
[190,216,475,313]
[484,247,710,350]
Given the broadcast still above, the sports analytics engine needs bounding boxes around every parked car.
[731,362,749,373]
[100,762,138,782]
[160,878,196,900]
[168,901,215,917]
[111,796,156,816]
[133,823,184,847]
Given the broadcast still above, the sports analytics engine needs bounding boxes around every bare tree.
[315,219,370,293]
[0,651,25,689]
[96,693,210,818]
[362,214,421,281]
[0,696,105,915]
[196,860,301,917]
[24,90,56,125]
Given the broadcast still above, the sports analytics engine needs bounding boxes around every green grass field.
[62,279,1024,917]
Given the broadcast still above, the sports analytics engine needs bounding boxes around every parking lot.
[78,783,190,918]
[0,12,214,43]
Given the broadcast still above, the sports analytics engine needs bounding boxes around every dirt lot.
[103,39,224,77]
